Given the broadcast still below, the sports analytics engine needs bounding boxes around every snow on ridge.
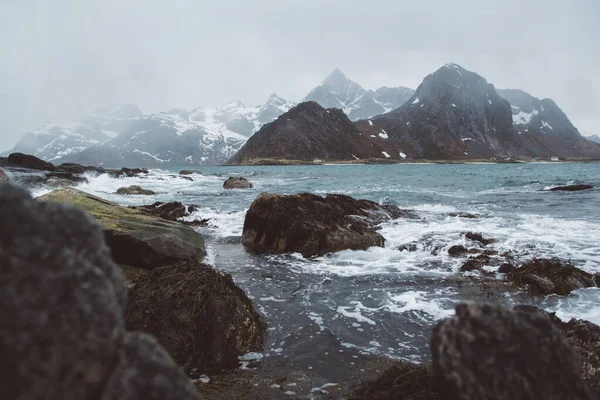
[412,97,420,105]
[513,109,539,125]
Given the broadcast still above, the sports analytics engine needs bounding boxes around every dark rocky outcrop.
[243,192,410,257]
[109,167,149,178]
[431,303,594,400]
[498,89,600,159]
[38,187,206,269]
[116,185,156,195]
[228,101,406,164]
[465,231,495,246]
[6,152,55,170]
[349,362,438,400]
[549,184,593,192]
[357,63,520,160]
[179,169,202,175]
[223,176,253,189]
[0,183,199,400]
[507,258,595,295]
[124,261,267,374]
[131,202,208,227]
[448,245,469,257]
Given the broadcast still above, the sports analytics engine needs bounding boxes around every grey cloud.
[1,0,598,151]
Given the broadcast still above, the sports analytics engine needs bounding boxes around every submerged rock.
[38,187,206,269]
[116,185,155,195]
[431,303,594,400]
[349,362,438,400]
[507,258,595,295]
[549,184,593,192]
[242,192,408,257]
[124,261,267,373]
[223,176,253,189]
[6,152,55,170]
[0,183,199,400]
[179,169,202,175]
[109,167,149,178]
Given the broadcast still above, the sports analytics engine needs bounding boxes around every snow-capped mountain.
[303,69,414,121]
[8,94,295,167]
[497,89,600,158]
[9,104,143,161]
[586,134,600,144]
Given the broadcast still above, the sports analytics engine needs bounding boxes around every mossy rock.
[124,261,267,373]
[38,187,206,269]
[116,185,155,195]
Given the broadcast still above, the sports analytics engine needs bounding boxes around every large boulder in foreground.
[243,192,408,257]
[124,261,267,373]
[516,306,600,399]
[38,187,206,269]
[6,152,55,170]
[223,176,253,189]
[0,183,199,400]
[431,303,593,400]
[507,258,595,295]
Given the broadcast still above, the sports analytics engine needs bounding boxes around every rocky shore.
[1,153,599,399]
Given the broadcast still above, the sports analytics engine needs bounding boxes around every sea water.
[47,162,600,363]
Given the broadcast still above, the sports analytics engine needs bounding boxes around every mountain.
[303,69,414,121]
[586,134,600,144]
[10,95,295,167]
[228,101,406,164]
[357,63,520,159]
[497,89,600,158]
[9,104,143,161]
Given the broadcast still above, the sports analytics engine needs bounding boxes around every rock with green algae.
[116,185,155,195]
[0,183,200,400]
[38,187,206,269]
[123,261,267,374]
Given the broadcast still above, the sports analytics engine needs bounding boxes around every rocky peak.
[322,68,349,91]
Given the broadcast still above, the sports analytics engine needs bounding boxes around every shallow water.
[45,162,600,365]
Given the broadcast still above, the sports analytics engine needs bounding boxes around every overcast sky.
[1,0,599,151]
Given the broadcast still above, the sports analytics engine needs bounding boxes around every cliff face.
[228,101,406,164]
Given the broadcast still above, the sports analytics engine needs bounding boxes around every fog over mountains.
[6,64,599,166]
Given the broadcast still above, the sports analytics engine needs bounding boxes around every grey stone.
[431,302,593,400]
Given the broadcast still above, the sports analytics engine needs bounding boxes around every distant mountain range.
[7,64,600,166]
[587,134,600,144]
[232,63,600,163]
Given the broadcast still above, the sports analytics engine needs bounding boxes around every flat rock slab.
[38,187,206,269]
[549,184,593,191]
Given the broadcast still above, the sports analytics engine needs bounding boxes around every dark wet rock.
[102,332,201,400]
[349,362,438,400]
[431,302,594,400]
[0,183,199,400]
[116,185,156,195]
[38,187,206,269]
[242,192,408,257]
[398,243,419,252]
[223,176,253,189]
[124,260,267,373]
[180,169,202,175]
[498,263,516,273]
[507,258,595,295]
[109,167,149,178]
[459,254,495,272]
[55,162,87,174]
[448,245,469,257]
[131,201,208,227]
[549,184,593,192]
[179,175,193,181]
[46,171,89,183]
[448,212,479,219]
[0,167,8,182]
[6,152,55,170]
[465,231,496,246]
